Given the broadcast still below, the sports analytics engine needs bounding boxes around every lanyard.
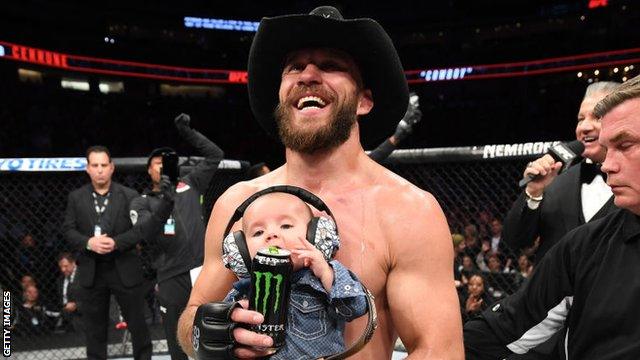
[92,191,111,222]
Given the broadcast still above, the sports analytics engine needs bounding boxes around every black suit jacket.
[503,162,617,260]
[57,270,81,307]
[63,182,144,288]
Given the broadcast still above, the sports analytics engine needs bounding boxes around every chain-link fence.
[1,143,554,358]
[0,158,247,359]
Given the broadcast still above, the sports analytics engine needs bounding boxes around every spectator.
[56,252,83,334]
[20,274,36,292]
[453,233,466,289]
[16,233,39,274]
[15,285,59,336]
[517,253,534,279]
[486,253,504,273]
[460,274,493,323]
[464,223,482,259]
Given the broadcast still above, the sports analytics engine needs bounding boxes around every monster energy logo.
[253,271,284,315]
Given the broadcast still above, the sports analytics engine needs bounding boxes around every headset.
[222,185,340,279]
[221,185,377,360]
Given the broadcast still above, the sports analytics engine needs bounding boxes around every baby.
[224,192,367,359]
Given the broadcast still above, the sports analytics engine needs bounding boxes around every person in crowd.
[460,273,493,323]
[15,284,59,336]
[56,252,83,334]
[20,274,36,292]
[16,233,37,269]
[453,233,466,290]
[464,74,640,359]
[63,145,169,360]
[486,253,504,274]
[223,191,367,359]
[463,223,482,259]
[130,113,224,360]
[177,6,463,359]
[517,253,534,279]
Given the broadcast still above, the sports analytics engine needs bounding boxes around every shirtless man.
[177,6,463,359]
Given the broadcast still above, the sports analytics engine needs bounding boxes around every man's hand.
[175,113,191,130]
[523,154,563,197]
[393,92,422,142]
[465,295,483,314]
[159,175,176,202]
[63,301,77,313]
[87,234,115,254]
[192,300,275,359]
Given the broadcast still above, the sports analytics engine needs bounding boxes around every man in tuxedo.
[501,81,619,359]
[56,252,82,334]
[503,81,621,261]
[63,145,153,360]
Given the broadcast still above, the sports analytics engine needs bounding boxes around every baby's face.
[243,193,312,268]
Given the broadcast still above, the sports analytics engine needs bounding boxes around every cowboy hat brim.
[248,11,409,148]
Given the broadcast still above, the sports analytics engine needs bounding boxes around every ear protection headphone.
[221,185,340,279]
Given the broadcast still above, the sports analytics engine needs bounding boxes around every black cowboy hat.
[247,6,409,148]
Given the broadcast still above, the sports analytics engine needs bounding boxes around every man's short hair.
[594,75,640,119]
[86,145,112,162]
[57,252,75,263]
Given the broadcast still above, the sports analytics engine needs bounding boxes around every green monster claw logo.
[253,271,284,315]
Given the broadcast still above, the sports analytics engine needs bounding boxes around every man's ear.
[356,89,374,116]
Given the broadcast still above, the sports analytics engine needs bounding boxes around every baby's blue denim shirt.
[225,260,367,359]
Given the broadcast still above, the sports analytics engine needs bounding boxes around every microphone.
[518,140,585,188]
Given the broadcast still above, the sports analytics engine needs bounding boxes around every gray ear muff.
[308,216,340,261]
[222,231,252,279]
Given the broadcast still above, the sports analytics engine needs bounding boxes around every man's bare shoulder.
[216,167,286,210]
[375,166,439,213]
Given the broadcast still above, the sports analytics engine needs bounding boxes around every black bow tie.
[580,162,606,184]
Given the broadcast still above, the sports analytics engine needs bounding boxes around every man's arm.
[368,92,422,163]
[502,192,542,251]
[503,154,563,252]
[464,226,579,358]
[177,181,273,358]
[175,113,224,193]
[385,189,464,359]
[129,192,172,246]
[63,192,90,251]
[114,188,172,252]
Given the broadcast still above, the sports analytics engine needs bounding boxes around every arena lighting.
[406,47,640,83]
[1,40,640,85]
[184,16,259,32]
[588,0,608,9]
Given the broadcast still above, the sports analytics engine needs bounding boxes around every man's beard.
[275,89,358,154]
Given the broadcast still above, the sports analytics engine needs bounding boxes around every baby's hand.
[291,238,334,292]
